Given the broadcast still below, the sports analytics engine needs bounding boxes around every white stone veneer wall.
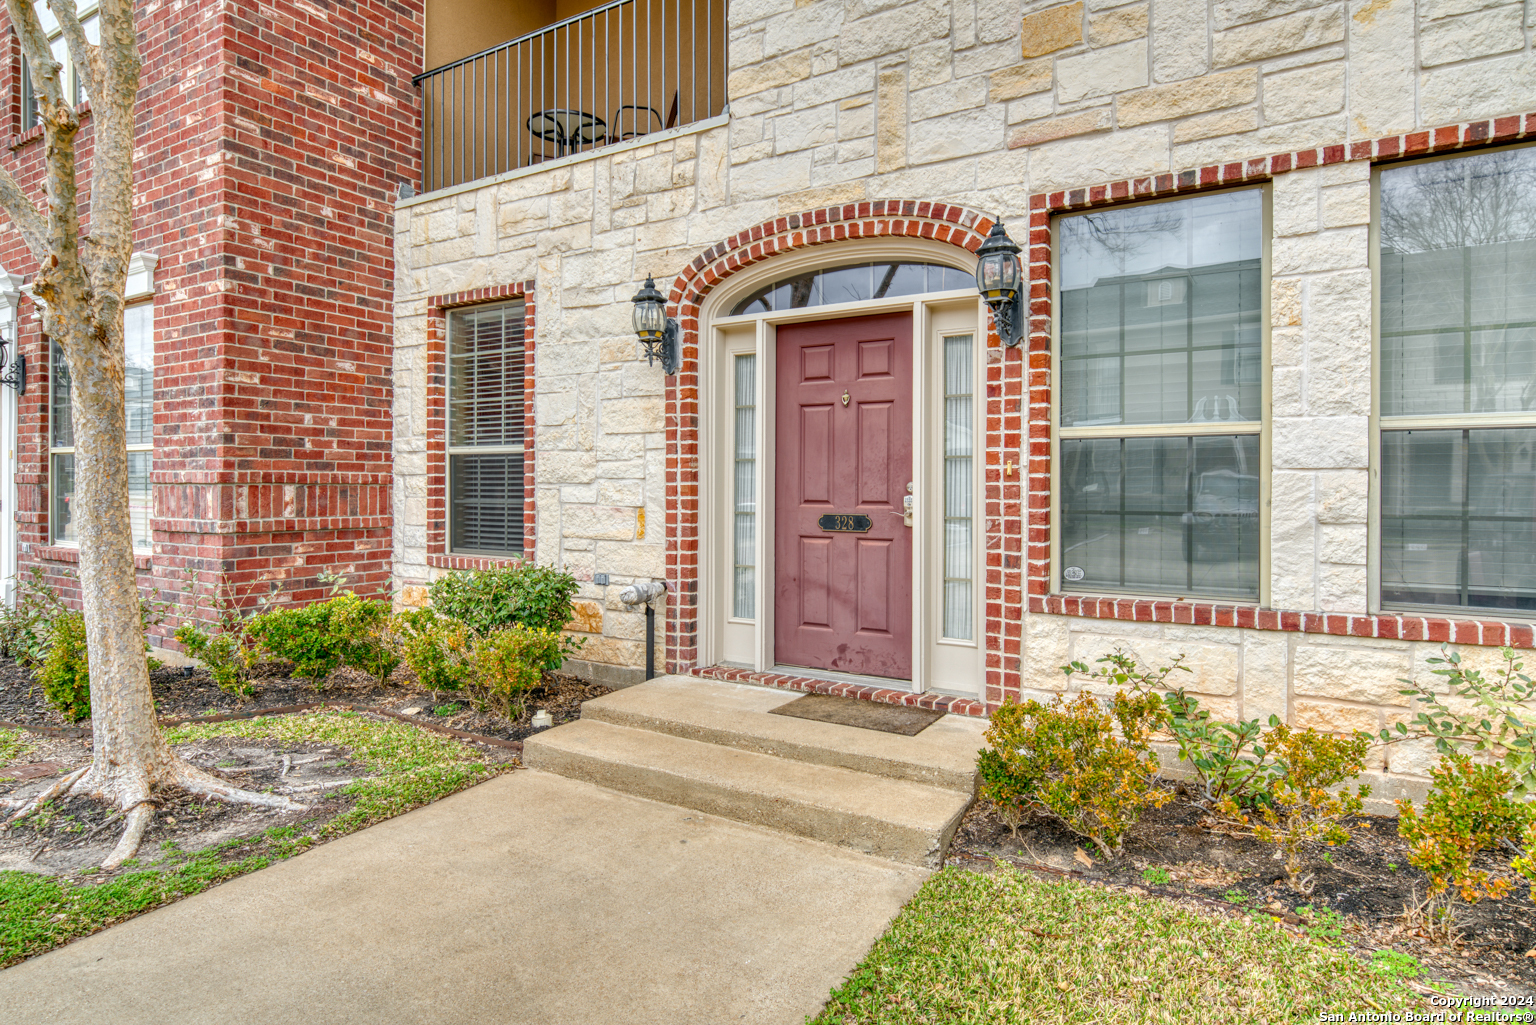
[393,0,1536,784]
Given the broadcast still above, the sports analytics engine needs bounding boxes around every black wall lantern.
[0,327,25,394]
[631,275,679,376]
[976,220,1024,348]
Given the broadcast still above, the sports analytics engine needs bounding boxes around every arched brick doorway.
[660,200,1025,704]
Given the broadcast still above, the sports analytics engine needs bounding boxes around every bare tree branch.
[6,0,63,109]
[46,0,101,103]
[0,161,48,257]
[82,0,138,310]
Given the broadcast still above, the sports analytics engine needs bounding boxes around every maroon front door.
[774,313,913,680]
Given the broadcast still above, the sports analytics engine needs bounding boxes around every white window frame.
[1370,143,1536,616]
[48,297,153,551]
[1050,186,1273,605]
[21,2,101,129]
[446,299,529,558]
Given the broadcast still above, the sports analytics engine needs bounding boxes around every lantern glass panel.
[633,300,664,337]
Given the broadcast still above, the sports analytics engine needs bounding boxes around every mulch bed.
[951,795,1536,997]
[0,656,610,742]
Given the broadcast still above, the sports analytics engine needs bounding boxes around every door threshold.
[771,664,916,693]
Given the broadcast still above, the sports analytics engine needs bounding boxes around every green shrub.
[28,578,170,720]
[427,562,580,636]
[1385,644,1535,798]
[1514,820,1536,896]
[1397,753,1533,937]
[393,608,474,695]
[0,567,70,666]
[1221,724,1371,891]
[467,624,565,719]
[1160,691,1284,809]
[174,623,255,698]
[979,689,1170,859]
[1065,648,1283,809]
[330,593,399,686]
[246,593,397,689]
[246,601,347,688]
[39,612,90,723]
[173,575,262,698]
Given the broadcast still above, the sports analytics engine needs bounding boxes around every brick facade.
[0,0,422,640]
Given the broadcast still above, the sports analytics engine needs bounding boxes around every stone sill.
[36,544,153,570]
[399,111,730,209]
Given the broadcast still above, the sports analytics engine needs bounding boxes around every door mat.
[768,694,944,736]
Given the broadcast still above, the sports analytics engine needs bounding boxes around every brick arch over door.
[660,200,1030,685]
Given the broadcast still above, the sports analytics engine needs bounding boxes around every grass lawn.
[812,866,1422,1025]
[0,710,509,967]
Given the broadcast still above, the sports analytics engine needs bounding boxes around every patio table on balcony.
[527,109,606,157]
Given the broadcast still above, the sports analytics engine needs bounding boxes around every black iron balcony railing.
[415,0,728,193]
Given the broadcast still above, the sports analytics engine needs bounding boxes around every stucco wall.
[393,0,1536,785]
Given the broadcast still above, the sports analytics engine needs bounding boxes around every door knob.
[902,493,914,527]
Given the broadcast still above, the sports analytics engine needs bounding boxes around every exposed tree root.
[3,766,89,825]
[4,759,306,868]
[102,801,157,870]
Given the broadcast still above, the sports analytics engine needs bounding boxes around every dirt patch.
[0,737,360,875]
[952,797,1536,998]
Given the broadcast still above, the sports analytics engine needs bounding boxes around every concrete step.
[577,675,985,793]
[522,717,973,867]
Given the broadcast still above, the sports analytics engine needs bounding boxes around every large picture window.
[1379,146,1536,612]
[1057,189,1264,600]
[51,302,153,548]
[448,301,527,555]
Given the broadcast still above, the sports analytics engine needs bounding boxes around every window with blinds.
[448,301,527,554]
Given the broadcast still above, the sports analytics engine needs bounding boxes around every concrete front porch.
[524,675,986,867]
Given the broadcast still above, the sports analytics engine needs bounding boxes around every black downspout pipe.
[645,602,655,680]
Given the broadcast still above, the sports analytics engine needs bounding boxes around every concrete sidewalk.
[0,770,926,1025]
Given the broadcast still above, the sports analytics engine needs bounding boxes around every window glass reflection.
[728,262,975,316]
[1381,147,1536,416]
[1060,434,1260,600]
[1059,190,1263,428]
[1381,428,1536,611]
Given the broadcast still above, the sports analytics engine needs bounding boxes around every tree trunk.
[0,0,303,868]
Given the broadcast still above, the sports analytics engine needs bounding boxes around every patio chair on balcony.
[610,93,681,142]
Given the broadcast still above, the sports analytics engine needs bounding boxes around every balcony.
[416,0,728,193]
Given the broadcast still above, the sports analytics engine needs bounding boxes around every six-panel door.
[774,313,913,679]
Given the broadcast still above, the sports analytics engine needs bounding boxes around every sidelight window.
[1057,189,1264,600]
[448,301,527,555]
[732,353,757,619]
[942,334,973,639]
[1378,146,1536,612]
